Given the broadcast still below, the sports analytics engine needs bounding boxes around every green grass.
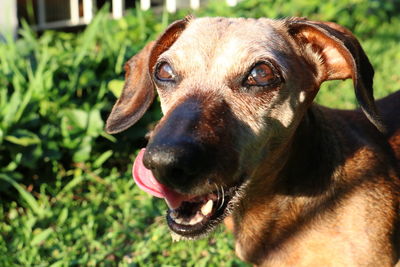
[1,0,400,265]
[1,165,241,266]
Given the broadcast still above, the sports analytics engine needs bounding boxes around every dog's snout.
[143,143,206,190]
[141,97,212,191]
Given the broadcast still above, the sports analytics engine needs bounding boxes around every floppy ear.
[287,18,385,132]
[105,18,191,134]
[106,42,155,134]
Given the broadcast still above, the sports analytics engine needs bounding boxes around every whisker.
[213,182,221,206]
[218,185,225,210]
[214,183,220,199]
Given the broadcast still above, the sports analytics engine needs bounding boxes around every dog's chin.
[166,180,247,240]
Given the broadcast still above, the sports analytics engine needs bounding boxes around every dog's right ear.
[105,41,155,134]
[105,18,190,134]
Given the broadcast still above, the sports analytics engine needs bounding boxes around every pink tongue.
[132,149,190,209]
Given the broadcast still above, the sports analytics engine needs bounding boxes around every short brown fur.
[106,17,400,266]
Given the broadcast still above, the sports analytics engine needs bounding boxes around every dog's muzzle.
[133,148,242,239]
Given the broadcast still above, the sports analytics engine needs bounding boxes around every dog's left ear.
[106,17,190,134]
[287,18,385,132]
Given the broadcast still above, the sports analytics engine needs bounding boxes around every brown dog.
[106,17,400,266]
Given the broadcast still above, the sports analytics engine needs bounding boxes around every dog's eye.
[155,62,176,82]
[244,63,276,86]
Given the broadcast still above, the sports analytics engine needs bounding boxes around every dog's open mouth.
[166,186,238,238]
[133,149,239,239]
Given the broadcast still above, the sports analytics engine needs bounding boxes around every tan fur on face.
[155,18,315,171]
[147,18,400,266]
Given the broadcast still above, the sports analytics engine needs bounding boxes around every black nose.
[143,143,207,191]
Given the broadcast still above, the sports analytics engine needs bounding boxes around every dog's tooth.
[170,210,178,220]
[188,213,204,225]
[174,217,194,225]
[201,199,214,216]
[174,217,185,224]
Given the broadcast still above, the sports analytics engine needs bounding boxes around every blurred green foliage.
[0,0,399,265]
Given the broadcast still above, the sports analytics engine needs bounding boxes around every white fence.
[1,0,241,35]
[0,1,18,38]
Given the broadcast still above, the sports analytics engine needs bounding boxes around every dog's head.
[106,17,381,239]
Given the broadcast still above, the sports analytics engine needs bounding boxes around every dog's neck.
[232,106,357,265]
[278,106,343,194]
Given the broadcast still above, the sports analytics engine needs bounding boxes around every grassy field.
[1,0,399,266]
